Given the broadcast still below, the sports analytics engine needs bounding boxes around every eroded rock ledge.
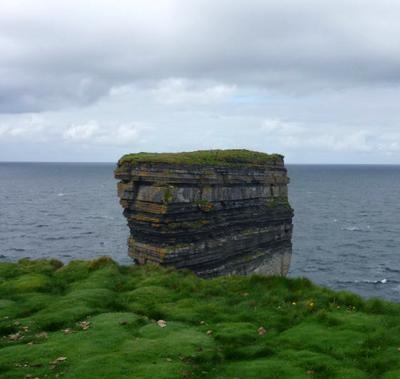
[114,149,293,277]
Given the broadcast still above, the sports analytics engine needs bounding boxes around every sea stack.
[114,149,293,277]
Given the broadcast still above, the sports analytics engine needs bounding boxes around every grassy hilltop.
[0,258,399,379]
[117,149,283,166]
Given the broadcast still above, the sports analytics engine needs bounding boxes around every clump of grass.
[117,149,283,167]
[0,258,399,378]
[266,196,292,209]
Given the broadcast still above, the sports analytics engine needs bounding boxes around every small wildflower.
[78,321,91,330]
[257,326,267,336]
[157,320,167,328]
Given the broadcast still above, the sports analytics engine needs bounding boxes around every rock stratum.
[114,149,293,277]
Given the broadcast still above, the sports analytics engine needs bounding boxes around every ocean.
[0,162,399,302]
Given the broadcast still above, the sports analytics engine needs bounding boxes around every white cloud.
[112,124,143,145]
[63,121,99,141]
[259,118,400,156]
[260,119,305,135]
[0,114,45,138]
[151,79,236,105]
[295,131,374,153]
[108,79,236,107]
[62,121,149,147]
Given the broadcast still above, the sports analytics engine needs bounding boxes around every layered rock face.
[114,150,293,277]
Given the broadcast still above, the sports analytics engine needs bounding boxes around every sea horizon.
[1,162,399,302]
[1,161,400,166]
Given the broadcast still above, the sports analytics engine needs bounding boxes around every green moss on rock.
[196,199,214,212]
[266,196,292,209]
[118,149,283,167]
[163,186,174,204]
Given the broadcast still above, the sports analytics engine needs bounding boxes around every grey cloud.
[1,80,400,163]
[2,0,400,113]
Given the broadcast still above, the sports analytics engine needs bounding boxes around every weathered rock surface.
[114,150,293,277]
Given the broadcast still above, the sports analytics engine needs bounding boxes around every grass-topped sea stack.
[114,149,293,277]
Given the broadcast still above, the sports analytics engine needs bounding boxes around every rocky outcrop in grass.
[0,258,400,378]
[114,149,293,277]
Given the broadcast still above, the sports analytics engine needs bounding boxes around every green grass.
[0,258,399,378]
[266,196,292,209]
[117,149,283,167]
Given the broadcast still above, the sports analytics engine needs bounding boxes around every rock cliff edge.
[114,149,293,277]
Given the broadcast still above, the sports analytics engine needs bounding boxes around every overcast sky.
[1,0,400,163]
